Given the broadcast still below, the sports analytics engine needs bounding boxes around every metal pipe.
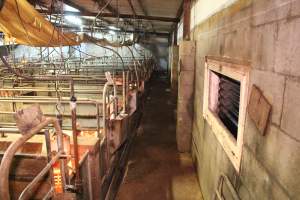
[102,81,117,170]
[214,174,240,200]
[0,111,102,118]
[96,103,101,138]
[0,55,81,192]
[0,99,102,104]
[0,97,103,103]
[126,71,129,93]
[42,187,54,200]
[0,55,75,87]
[44,130,55,189]
[90,41,126,71]
[0,88,105,94]
[122,71,126,113]
[134,61,140,89]
[18,151,63,200]
[126,46,140,88]
[70,96,81,190]
[0,118,64,200]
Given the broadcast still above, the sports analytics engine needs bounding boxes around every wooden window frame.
[203,56,250,172]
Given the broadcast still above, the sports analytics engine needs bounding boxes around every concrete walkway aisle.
[116,76,203,200]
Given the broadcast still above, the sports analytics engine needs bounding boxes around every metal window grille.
[215,72,241,139]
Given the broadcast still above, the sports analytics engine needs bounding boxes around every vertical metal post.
[47,47,50,62]
[96,103,100,138]
[183,0,191,41]
[70,80,81,191]
[122,71,126,113]
[44,130,54,186]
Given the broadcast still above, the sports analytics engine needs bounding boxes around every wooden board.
[248,85,272,135]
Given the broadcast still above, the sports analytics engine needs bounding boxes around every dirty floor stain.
[116,76,203,200]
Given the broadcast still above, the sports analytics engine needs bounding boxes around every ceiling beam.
[171,0,184,45]
[136,0,155,32]
[63,0,111,24]
[39,10,179,23]
[183,0,191,40]
[39,0,175,38]
[97,0,119,16]
[127,0,137,17]
[60,25,170,38]
[63,0,88,13]
[175,0,184,19]
[92,0,135,27]
[136,0,147,15]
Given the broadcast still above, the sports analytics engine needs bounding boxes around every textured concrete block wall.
[176,41,196,152]
[169,45,179,92]
[189,0,300,199]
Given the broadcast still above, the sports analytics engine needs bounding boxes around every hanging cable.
[93,43,126,70]
[92,0,114,30]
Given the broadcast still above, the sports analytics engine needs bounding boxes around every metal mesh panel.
[216,73,240,139]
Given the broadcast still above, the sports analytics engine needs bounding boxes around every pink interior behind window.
[208,71,220,112]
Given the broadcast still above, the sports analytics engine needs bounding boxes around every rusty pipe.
[0,87,105,94]
[0,55,81,191]
[0,117,64,200]
[70,96,81,190]
[102,81,117,170]
[18,151,63,200]
[122,71,126,113]
[126,46,140,88]
[102,82,110,172]
[96,102,101,138]
[0,55,75,95]
[89,40,125,70]
[134,61,140,89]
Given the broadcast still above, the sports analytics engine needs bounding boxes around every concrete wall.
[188,0,300,199]
[177,41,195,152]
[169,45,179,92]
[191,0,238,27]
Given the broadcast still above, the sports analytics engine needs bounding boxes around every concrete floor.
[116,76,203,200]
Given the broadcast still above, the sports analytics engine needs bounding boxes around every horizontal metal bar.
[0,111,103,118]
[0,98,103,104]
[18,151,63,200]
